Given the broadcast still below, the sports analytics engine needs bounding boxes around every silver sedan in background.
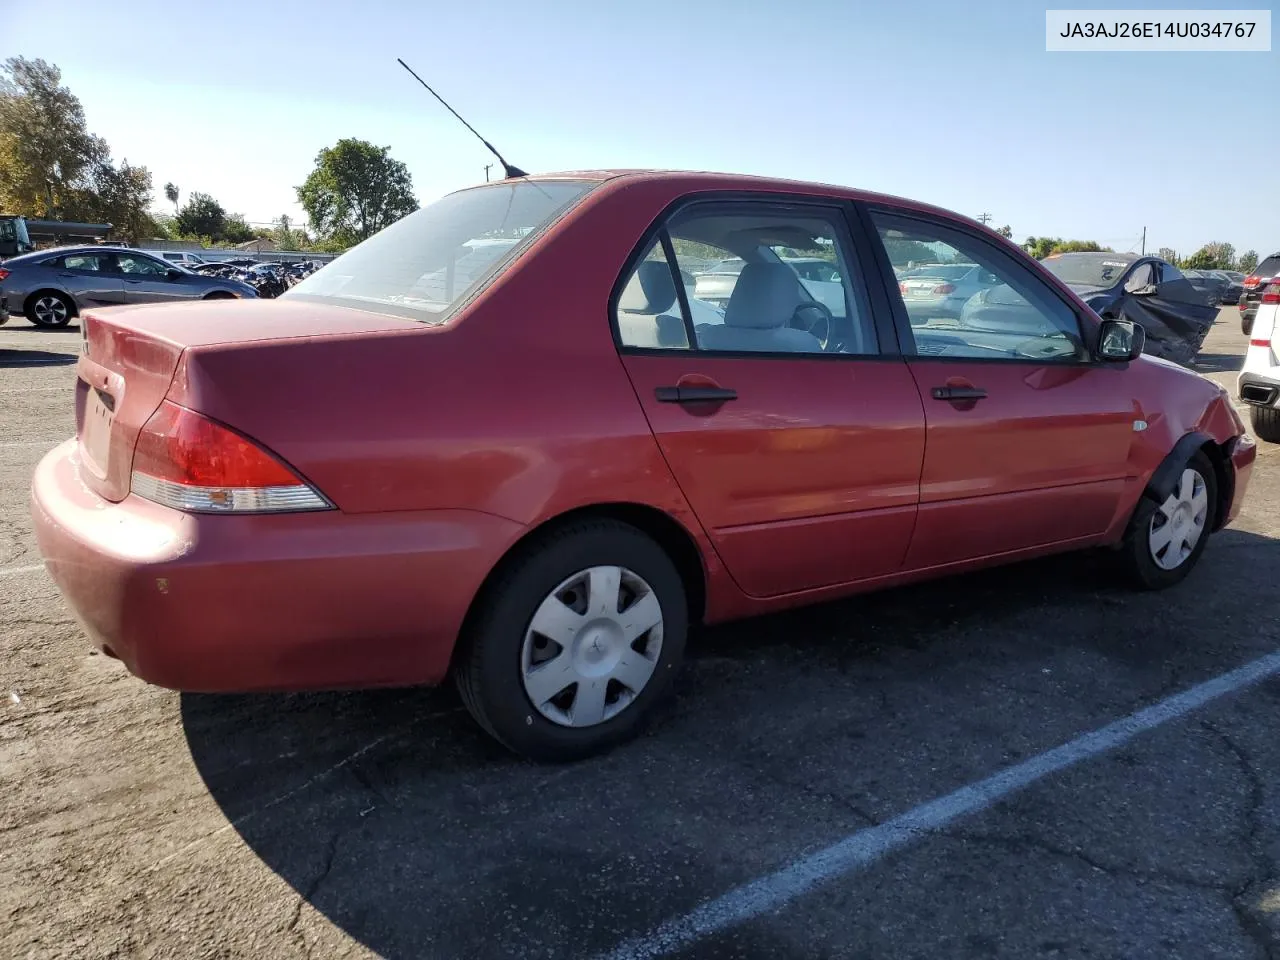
[0,246,257,327]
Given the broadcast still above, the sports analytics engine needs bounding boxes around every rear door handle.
[931,385,987,401]
[655,385,738,404]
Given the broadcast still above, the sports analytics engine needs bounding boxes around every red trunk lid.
[74,300,417,502]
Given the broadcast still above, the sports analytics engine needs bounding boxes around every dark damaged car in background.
[962,251,1219,366]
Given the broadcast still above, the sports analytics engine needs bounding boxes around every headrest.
[724,263,803,329]
[620,261,677,315]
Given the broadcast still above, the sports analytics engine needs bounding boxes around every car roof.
[470,169,989,223]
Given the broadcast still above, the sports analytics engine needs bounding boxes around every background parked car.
[145,250,208,268]
[897,262,1001,322]
[1214,270,1245,305]
[0,246,258,326]
[962,252,1217,365]
[1241,252,1280,336]
[1182,268,1228,306]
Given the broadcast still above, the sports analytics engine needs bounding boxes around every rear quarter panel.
[164,178,732,591]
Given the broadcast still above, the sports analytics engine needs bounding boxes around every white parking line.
[0,439,64,448]
[598,648,1280,960]
[0,563,46,578]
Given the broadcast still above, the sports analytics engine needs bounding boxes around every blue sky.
[4,0,1276,257]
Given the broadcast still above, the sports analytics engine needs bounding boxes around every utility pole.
[484,164,492,182]
[1140,226,1146,255]
[977,213,992,225]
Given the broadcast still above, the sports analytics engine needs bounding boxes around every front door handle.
[931,385,987,401]
[655,385,738,404]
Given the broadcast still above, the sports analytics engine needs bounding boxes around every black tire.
[25,291,75,328]
[1117,450,1217,590]
[1251,407,1280,444]
[203,292,235,300]
[455,519,688,762]
[1242,315,1254,337]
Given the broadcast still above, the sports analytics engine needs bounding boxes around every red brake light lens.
[1263,283,1280,305]
[0,268,10,282]
[131,401,329,513]
[1243,275,1261,289]
[933,283,956,295]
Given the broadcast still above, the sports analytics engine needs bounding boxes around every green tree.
[296,138,418,244]
[996,225,1013,239]
[1181,242,1235,270]
[163,181,179,214]
[0,57,108,216]
[1239,250,1259,273]
[1023,237,1059,259]
[222,212,255,244]
[1156,246,1178,264]
[79,158,159,243]
[176,192,226,240]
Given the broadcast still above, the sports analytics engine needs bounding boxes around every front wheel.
[1118,451,1217,590]
[455,519,688,762]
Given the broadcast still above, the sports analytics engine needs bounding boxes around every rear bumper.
[1238,370,1280,408]
[30,440,522,692]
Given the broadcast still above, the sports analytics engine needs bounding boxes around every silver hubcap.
[33,296,69,325]
[1148,468,1209,570]
[520,565,664,728]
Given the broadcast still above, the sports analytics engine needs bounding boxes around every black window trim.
[855,202,1105,367]
[607,190,902,362]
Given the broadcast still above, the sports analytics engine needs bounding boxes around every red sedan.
[30,170,1256,761]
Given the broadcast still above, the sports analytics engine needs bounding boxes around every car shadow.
[0,321,81,333]
[180,528,1280,959]
[1192,353,1244,374]
[0,349,78,368]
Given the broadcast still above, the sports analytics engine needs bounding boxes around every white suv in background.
[1237,277,1280,442]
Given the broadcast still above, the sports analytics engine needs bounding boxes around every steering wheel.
[791,301,836,350]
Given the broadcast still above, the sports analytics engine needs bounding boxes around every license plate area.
[80,384,116,478]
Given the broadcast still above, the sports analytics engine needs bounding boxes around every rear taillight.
[1243,275,1262,289]
[933,283,956,295]
[1250,339,1272,348]
[130,400,330,514]
[0,268,9,282]
[899,282,909,295]
[1263,283,1280,305]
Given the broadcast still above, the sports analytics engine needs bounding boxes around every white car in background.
[1237,277,1280,442]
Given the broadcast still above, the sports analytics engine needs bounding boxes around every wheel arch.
[1143,430,1235,532]
[451,501,708,673]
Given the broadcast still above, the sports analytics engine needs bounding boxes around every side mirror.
[166,268,183,280]
[1097,318,1146,362]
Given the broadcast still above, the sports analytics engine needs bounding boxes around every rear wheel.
[1251,406,1280,444]
[455,519,688,762]
[1117,451,1216,590]
[1242,315,1254,337]
[203,292,235,300]
[25,291,74,328]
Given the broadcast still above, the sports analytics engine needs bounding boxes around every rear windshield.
[1041,253,1136,288]
[1255,255,1280,279]
[283,180,596,323]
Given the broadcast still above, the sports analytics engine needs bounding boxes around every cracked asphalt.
[3,309,1280,959]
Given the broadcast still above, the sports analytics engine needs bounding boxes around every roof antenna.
[396,58,528,179]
